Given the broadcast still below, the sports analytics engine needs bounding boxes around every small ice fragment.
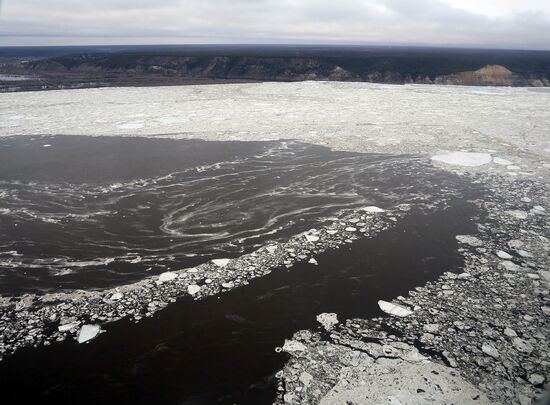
[282,340,307,352]
[43,144,52,148]
[496,251,513,260]
[378,300,413,317]
[308,258,318,266]
[431,151,492,167]
[316,313,339,331]
[455,235,483,247]
[58,323,79,332]
[493,157,513,165]
[212,258,231,267]
[506,210,529,219]
[187,285,201,295]
[517,250,532,258]
[304,234,319,242]
[77,325,101,343]
[345,227,357,232]
[325,229,338,235]
[362,206,385,213]
[157,271,178,283]
[221,282,234,289]
[501,261,520,271]
[110,292,123,301]
[482,343,500,359]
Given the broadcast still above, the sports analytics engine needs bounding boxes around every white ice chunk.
[431,151,492,167]
[77,324,101,343]
[501,261,521,271]
[455,235,483,247]
[110,292,123,301]
[304,234,319,242]
[316,313,339,331]
[157,271,178,283]
[282,340,307,352]
[308,258,318,265]
[187,284,201,295]
[496,251,513,260]
[482,343,500,358]
[493,157,513,165]
[378,300,413,317]
[58,322,79,332]
[506,210,529,219]
[362,206,385,213]
[212,258,231,267]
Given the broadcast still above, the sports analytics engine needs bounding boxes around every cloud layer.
[1,0,549,49]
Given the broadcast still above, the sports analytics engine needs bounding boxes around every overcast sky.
[1,0,549,49]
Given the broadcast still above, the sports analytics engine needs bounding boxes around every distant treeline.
[1,45,549,91]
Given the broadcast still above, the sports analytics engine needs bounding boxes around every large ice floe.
[431,151,492,167]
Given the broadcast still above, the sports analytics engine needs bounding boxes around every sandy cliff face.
[436,64,549,87]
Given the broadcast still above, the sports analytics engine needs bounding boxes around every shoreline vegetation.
[1,45,549,92]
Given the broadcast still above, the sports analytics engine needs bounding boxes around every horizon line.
[1,42,550,53]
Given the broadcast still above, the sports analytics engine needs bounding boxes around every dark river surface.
[0,135,485,404]
[0,135,475,295]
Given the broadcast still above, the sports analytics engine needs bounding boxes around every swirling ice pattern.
[0,139,462,293]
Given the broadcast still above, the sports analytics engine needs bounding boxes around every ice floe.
[282,340,307,352]
[187,285,201,295]
[58,322,79,332]
[506,210,529,220]
[77,324,101,343]
[455,235,483,247]
[493,157,513,165]
[304,234,320,242]
[110,292,123,301]
[431,151,492,167]
[378,300,413,317]
[316,313,339,331]
[496,251,513,260]
[157,271,178,284]
[212,258,231,267]
[362,206,385,213]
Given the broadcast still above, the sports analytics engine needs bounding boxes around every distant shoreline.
[1,45,549,92]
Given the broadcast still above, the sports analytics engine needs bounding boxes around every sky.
[0,0,549,49]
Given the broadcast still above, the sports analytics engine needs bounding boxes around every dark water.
[0,135,466,294]
[0,201,481,405]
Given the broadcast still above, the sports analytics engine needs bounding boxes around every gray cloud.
[0,0,549,49]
